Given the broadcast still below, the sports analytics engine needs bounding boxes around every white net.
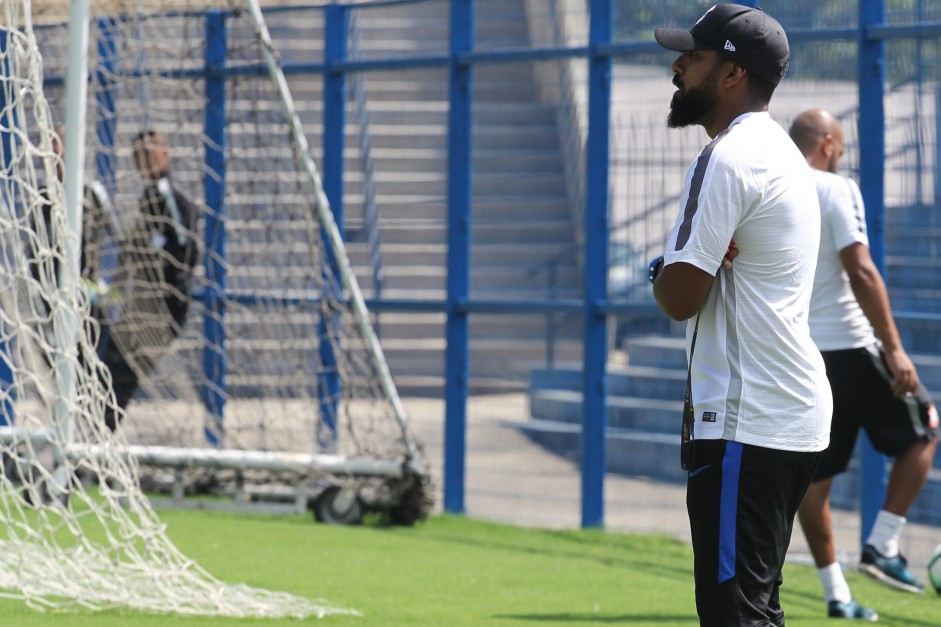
[0,0,426,617]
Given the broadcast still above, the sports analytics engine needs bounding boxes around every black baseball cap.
[654,4,790,86]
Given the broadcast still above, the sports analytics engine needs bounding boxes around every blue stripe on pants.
[719,441,743,583]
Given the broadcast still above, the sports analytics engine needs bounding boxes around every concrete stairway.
[181,2,580,398]
[523,330,941,525]
[338,0,582,395]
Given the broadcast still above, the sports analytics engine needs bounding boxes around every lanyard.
[681,309,702,471]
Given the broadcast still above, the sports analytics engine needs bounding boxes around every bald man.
[791,108,939,620]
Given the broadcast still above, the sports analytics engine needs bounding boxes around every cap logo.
[724,40,736,52]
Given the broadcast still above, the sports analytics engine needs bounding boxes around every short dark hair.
[133,129,160,145]
[745,72,776,106]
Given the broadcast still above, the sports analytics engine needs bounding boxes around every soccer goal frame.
[1,0,430,524]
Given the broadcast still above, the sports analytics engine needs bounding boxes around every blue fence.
[18,0,941,559]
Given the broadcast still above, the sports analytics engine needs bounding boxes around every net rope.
[0,0,423,617]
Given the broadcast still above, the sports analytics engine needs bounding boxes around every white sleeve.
[663,144,745,274]
[829,176,868,252]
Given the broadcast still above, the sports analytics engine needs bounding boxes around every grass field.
[0,509,937,626]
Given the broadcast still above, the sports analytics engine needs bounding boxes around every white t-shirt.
[808,170,877,351]
[662,111,832,453]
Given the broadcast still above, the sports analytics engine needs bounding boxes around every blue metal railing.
[548,0,586,250]
[349,12,385,307]
[523,244,583,368]
[16,0,941,534]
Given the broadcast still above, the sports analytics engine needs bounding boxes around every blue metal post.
[581,0,612,528]
[936,88,941,207]
[444,0,473,514]
[0,30,16,426]
[858,0,888,545]
[202,10,228,446]
[318,3,348,449]
[95,17,118,199]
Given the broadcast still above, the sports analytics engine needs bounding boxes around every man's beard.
[668,74,719,128]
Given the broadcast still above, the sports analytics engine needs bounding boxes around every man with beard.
[649,5,832,626]
[791,108,938,620]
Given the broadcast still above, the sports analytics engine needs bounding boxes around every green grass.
[0,509,937,625]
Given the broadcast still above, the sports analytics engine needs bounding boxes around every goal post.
[241,0,422,469]
[0,0,431,617]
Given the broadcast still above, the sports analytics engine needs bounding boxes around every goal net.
[0,0,428,617]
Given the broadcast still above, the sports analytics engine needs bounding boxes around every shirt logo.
[929,404,939,429]
[701,411,717,423]
[724,40,736,52]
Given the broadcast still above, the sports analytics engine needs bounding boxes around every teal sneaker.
[827,599,879,621]
[859,544,924,594]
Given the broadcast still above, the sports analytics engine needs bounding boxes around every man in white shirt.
[790,108,939,620]
[651,5,832,626]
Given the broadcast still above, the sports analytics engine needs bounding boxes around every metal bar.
[77,444,405,477]
[38,19,941,90]
[0,30,16,426]
[319,3,349,448]
[240,0,423,473]
[858,0,889,550]
[56,0,92,484]
[444,0,473,515]
[581,0,612,529]
[94,17,118,201]
[867,20,941,39]
[202,10,228,446]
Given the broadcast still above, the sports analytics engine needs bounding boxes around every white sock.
[866,510,906,558]
[819,562,852,604]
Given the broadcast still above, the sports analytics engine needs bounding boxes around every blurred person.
[29,125,123,367]
[100,129,198,431]
[650,5,831,626]
[33,125,121,319]
[790,108,939,620]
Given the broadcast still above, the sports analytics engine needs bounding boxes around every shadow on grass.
[364,518,696,580]
[865,613,940,627]
[779,584,941,626]
[493,612,695,623]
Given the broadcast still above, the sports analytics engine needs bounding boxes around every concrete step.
[349,241,578,267]
[366,312,583,341]
[473,126,566,151]
[531,364,687,399]
[516,418,941,526]
[355,147,562,175]
[365,103,556,126]
[387,374,526,397]
[373,219,577,245]
[529,389,681,433]
[516,419,688,484]
[887,228,941,256]
[886,203,941,225]
[380,339,583,376]
[342,171,566,198]
[622,334,687,369]
[338,196,571,222]
[907,354,941,398]
[886,256,941,288]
